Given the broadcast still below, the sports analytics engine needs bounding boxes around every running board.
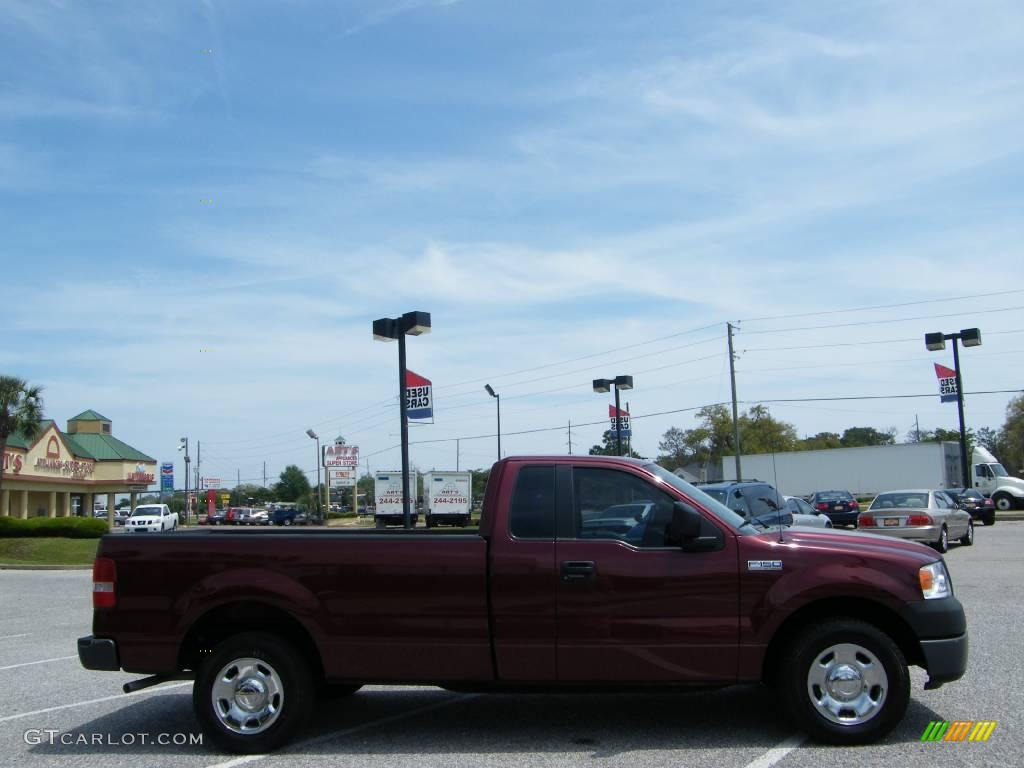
[122,673,193,694]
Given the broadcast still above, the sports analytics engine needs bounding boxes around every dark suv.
[808,490,860,527]
[698,481,793,527]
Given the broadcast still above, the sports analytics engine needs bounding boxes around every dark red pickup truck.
[79,456,967,753]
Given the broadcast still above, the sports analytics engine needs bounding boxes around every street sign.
[405,370,433,420]
[934,363,958,403]
[160,462,174,493]
[608,405,632,438]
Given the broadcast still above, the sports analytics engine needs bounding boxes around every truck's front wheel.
[779,619,909,745]
[992,492,1016,512]
[194,632,314,754]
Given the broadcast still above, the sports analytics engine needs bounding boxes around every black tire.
[425,516,433,529]
[375,519,385,529]
[959,520,974,546]
[194,632,314,754]
[984,513,995,526]
[933,525,949,554]
[778,619,909,745]
[283,518,292,526]
[992,492,1014,512]
[317,683,363,701]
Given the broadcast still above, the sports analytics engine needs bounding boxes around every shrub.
[0,516,108,539]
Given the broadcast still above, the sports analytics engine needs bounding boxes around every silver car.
[858,490,973,553]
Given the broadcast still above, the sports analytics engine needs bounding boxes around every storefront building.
[0,410,156,527]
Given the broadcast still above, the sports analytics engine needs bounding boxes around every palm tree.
[0,376,45,496]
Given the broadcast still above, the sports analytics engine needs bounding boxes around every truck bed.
[95,529,492,681]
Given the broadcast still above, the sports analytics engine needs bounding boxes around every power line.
[738,289,1024,323]
[740,305,1022,335]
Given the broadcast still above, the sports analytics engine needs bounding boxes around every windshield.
[989,463,1009,477]
[814,491,853,502]
[131,506,162,517]
[644,464,748,530]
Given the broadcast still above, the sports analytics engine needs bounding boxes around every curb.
[0,564,93,570]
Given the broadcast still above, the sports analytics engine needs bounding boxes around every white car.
[784,496,833,528]
[125,504,178,533]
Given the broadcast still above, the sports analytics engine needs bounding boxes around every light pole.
[373,310,432,529]
[484,384,501,461]
[178,437,190,523]
[925,328,982,488]
[306,429,322,520]
[593,375,633,456]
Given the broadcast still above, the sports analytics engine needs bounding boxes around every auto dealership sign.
[324,444,359,468]
[934,363,958,403]
[404,370,433,420]
[609,405,631,438]
[126,463,155,484]
[330,468,356,488]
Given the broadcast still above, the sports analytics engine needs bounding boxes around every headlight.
[919,561,952,600]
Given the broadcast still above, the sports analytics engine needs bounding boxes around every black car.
[205,510,226,525]
[946,488,995,526]
[698,481,794,527]
[808,490,860,527]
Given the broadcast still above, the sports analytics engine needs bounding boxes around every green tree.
[840,426,896,447]
[798,432,842,450]
[0,376,44,496]
[230,483,276,506]
[740,405,798,453]
[589,430,642,458]
[998,394,1024,474]
[274,465,311,502]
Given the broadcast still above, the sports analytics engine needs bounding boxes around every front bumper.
[901,596,968,689]
[78,636,120,671]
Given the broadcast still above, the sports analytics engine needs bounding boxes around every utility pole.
[914,414,922,443]
[727,322,742,481]
[196,441,202,495]
[237,468,240,487]
[567,421,573,454]
[626,401,631,457]
[263,461,267,488]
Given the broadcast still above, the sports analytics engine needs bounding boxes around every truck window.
[509,466,556,539]
[975,464,991,478]
[572,468,675,547]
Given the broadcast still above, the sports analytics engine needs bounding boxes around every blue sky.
[2,0,1023,487]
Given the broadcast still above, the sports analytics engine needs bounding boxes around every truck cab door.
[555,465,739,683]
[975,463,993,493]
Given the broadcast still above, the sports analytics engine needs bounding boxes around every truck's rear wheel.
[194,632,313,754]
[779,619,909,745]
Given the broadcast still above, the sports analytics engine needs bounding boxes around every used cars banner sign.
[405,369,433,420]
[934,363,958,403]
[609,405,631,438]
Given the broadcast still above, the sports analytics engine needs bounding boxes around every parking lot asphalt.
[1,523,1021,768]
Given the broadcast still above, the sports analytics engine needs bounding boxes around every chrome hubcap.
[807,643,887,725]
[211,658,284,734]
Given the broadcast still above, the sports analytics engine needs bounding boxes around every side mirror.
[668,501,702,542]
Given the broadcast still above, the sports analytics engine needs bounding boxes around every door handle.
[561,560,596,582]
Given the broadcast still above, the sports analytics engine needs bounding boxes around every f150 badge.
[747,560,783,571]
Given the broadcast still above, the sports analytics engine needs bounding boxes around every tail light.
[908,514,933,526]
[816,503,829,511]
[859,515,875,527]
[93,557,116,609]
[850,500,859,509]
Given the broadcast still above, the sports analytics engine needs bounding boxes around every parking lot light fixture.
[925,329,982,487]
[593,375,633,456]
[306,430,321,519]
[485,385,501,461]
[373,310,432,529]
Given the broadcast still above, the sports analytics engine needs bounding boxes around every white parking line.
[0,633,32,641]
[0,681,192,724]
[204,693,474,768]
[0,655,77,671]
[742,733,806,768]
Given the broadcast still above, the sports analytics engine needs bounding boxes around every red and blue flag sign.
[934,363,958,403]
[609,405,631,438]
[405,370,433,420]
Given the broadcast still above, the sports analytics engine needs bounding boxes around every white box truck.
[721,442,962,498]
[423,471,472,528]
[373,471,418,528]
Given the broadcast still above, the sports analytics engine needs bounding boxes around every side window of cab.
[572,467,675,547]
